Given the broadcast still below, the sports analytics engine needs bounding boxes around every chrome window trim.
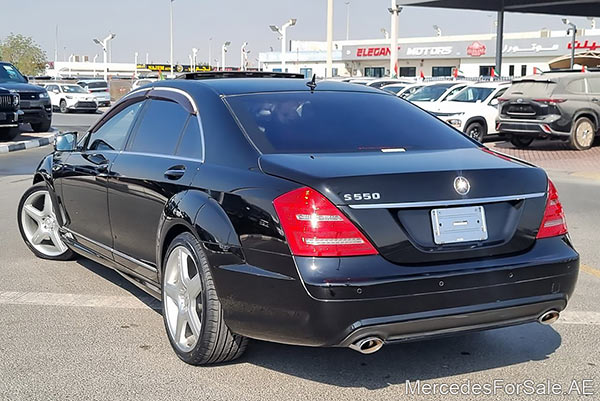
[347,192,546,209]
[62,227,158,273]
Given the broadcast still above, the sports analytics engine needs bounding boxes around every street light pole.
[388,2,402,78]
[192,48,198,71]
[93,54,98,77]
[208,37,213,70]
[563,19,577,69]
[93,33,116,82]
[240,42,248,71]
[326,0,333,77]
[221,41,230,71]
[345,2,350,40]
[134,52,138,78]
[270,19,296,72]
[170,0,174,77]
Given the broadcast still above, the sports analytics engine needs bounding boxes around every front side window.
[87,101,143,151]
[128,99,189,155]
[226,91,475,154]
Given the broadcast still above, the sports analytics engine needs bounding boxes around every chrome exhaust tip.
[538,310,560,325]
[349,336,384,354]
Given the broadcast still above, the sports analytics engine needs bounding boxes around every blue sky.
[0,0,595,67]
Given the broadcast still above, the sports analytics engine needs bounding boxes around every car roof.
[77,79,107,83]
[151,78,385,96]
[466,81,511,88]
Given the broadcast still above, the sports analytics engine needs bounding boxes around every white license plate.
[431,205,488,245]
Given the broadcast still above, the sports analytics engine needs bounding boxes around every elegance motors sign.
[405,46,453,56]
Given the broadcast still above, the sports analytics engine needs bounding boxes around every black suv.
[0,87,20,140]
[0,62,52,139]
[497,71,600,150]
[17,72,578,365]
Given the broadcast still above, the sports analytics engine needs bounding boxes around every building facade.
[259,28,600,78]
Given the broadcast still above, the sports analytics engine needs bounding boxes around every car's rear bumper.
[213,236,579,347]
[497,116,571,139]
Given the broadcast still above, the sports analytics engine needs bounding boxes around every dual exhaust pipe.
[348,310,560,354]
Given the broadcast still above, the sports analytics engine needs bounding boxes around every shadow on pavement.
[74,255,562,390]
[242,325,561,389]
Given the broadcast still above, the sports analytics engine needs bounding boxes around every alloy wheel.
[20,190,68,257]
[575,120,594,148]
[163,246,204,353]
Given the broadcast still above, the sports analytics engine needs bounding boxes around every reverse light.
[273,187,378,257]
[536,180,568,239]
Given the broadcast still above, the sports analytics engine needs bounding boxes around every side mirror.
[55,132,78,152]
[53,89,59,94]
[24,76,29,83]
[490,98,499,107]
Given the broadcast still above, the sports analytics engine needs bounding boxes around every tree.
[0,33,47,76]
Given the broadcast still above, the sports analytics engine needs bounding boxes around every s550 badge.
[344,192,381,202]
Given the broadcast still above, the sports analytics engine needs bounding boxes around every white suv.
[45,84,98,113]
[430,82,510,142]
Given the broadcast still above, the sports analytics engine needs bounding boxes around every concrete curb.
[0,131,56,154]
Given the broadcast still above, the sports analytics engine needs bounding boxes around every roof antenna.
[306,74,317,91]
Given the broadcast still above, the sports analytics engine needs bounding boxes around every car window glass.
[227,91,475,154]
[176,117,203,159]
[566,79,585,94]
[587,77,600,94]
[443,86,465,100]
[128,99,189,155]
[491,88,507,100]
[87,101,143,151]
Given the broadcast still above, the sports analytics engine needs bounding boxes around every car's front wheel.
[17,184,74,260]
[59,100,68,113]
[510,136,534,148]
[162,232,248,365]
[570,117,595,150]
[465,121,485,142]
[31,118,52,133]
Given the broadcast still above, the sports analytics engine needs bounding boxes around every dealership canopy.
[399,0,600,75]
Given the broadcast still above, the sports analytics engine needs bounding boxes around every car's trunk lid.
[260,148,548,265]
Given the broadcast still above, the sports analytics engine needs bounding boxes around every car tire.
[31,119,52,133]
[465,122,485,143]
[59,100,68,113]
[162,232,248,365]
[17,183,75,261]
[0,127,20,141]
[569,117,595,150]
[510,136,534,148]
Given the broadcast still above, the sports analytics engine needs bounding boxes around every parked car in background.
[381,83,407,94]
[497,71,600,150]
[18,72,578,365]
[131,78,157,91]
[0,62,52,133]
[406,81,468,111]
[367,78,414,89]
[347,78,376,85]
[396,83,426,99]
[45,83,98,113]
[0,87,20,141]
[431,82,510,142]
[77,79,111,107]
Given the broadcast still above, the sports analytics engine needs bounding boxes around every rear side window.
[506,81,555,98]
[586,77,600,94]
[175,117,203,159]
[226,91,475,154]
[566,78,586,94]
[128,99,189,155]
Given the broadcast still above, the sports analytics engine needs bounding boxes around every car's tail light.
[537,179,568,239]
[273,187,378,257]
[533,98,566,104]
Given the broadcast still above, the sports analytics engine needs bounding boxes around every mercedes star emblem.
[454,176,470,195]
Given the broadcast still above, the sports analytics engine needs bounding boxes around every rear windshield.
[226,91,475,154]
[506,81,555,98]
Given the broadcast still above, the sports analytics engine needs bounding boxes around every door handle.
[164,165,186,180]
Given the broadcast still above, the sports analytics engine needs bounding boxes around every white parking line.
[0,290,598,326]
[0,290,161,310]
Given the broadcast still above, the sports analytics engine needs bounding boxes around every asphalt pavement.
[0,114,599,401]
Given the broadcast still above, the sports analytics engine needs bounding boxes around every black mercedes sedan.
[17,72,579,365]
